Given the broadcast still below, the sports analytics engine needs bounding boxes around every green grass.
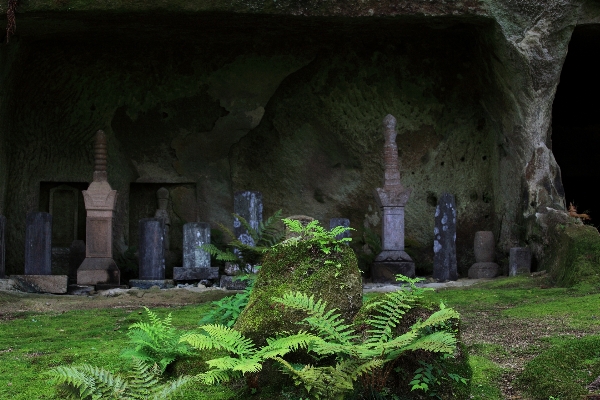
[468,355,505,400]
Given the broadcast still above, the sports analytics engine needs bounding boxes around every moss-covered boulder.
[234,240,362,344]
[544,220,600,287]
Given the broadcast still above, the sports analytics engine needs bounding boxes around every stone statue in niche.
[371,114,415,282]
[154,187,170,250]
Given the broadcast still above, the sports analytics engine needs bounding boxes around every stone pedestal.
[329,218,351,241]
[433,193,458,282]
[509,247,532,276]
[0,215,5,279]
[220,275,248,290]
[173,222,219,281]
[138,218,165,280]
[468,231,499,279]
[77,130,120,286]
[234,191,262,246]
[24,212,52,275]
[372,115,415,282]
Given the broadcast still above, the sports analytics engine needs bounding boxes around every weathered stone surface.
[474,231,495,263]
[11,274,68,294]
[235,240,362,345]
[173,266,219,280]
[77,258,120,285]
[67,284,94,295]
[219,275,248,290]
[51,247,70,276]
[224,262,241,276]
[370,262,416,283]
[433,193,458,281]
[509,247,532,276]
[234,191,262,247]
[183,222,211,269]
[138,218,165,280]
[468,262,499,279]
[0,215,5,279]
[24,212,52,275]
[129,279,174,289]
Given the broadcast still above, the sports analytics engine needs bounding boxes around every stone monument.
[13,212,68,294]
[371,114,415,282]
[173,222,218,281]
[154,187,170,250]
[432,193,458,281]
[0,215,5,279]
[234,191,263,246]
[330,218,351,241]
[77,130,120,286]
[129,218,174,289]
[509,247,532,276]
[468,231,499,279]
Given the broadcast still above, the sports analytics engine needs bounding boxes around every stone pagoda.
[372,114,415,282]
[77,130,120,286]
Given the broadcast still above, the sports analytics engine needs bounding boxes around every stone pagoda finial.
[93,130,108,182]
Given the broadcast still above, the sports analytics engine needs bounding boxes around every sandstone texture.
[0,0,598,280]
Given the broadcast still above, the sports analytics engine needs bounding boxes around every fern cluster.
[199,274,256,327]
[46,357,189,400]
[121,307,192,373]
[182,277,460,399]
[279,218,353,255]
[202,210,284,272]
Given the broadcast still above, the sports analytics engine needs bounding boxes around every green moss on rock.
[546,223,600,287]
[234,240,362,344]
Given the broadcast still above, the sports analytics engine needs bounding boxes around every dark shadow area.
[552,25,600,226]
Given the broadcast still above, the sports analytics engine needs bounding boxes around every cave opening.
[552,25,600,226]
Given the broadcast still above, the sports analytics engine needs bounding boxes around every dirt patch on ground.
[0,287,232,317]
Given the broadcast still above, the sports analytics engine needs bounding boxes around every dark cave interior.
[552,25,600,226]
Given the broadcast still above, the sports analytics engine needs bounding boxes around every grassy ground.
[2,275,600,399]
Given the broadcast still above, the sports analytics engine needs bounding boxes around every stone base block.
[0,279,15,291]
[77,258,120,285]
[173,267,219,281]
[220,275,248,290]
[468,262,499,279]
[67,284,95,295]
[509,247,532,276]
[11,275,68,294]
[129,279,175,289]
[371,261,416,283]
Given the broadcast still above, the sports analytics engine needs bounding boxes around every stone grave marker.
[24,212,53,275]
[234,191,262,246]
[372,114,415,282]
[509,247,532,276]
[173,222,218,281]
[129,218,174,289]
[329,218,351,241]
[433,193,458,281]
[468,231,499,278]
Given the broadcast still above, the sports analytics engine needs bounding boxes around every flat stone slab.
[0,278,15,291]
[468,262,499,279]
[371,261,415,283]
[363,278,486,293]
[129,279,175,289]
[220,275,248,290]
[173,267,219,281]
[11,275,68,294]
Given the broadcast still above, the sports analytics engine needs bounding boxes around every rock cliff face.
[0,0,597,276]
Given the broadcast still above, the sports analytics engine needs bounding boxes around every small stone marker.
[433,193,458,281]
[0,215,5,279]
[24,212,53,275]
[329,218,351,241]
[138,218,165,280]
[77,130,120,286]
[234,191,263,246]
[173,222,218,281]
[372,114,415,282]
[468,231,499,279]
[509,247,531,276]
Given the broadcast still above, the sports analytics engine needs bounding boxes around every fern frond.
[46,364,129,400]
[258,332,322,359]
[149,375,191,400]
[411,305,460,331]
[181,324,255,357]
[197,369,243,385]
[273,292,358,345]
[401,331,457,355]
[200,243,239,262]
[364,289,420,343]
[233,213,260,243]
